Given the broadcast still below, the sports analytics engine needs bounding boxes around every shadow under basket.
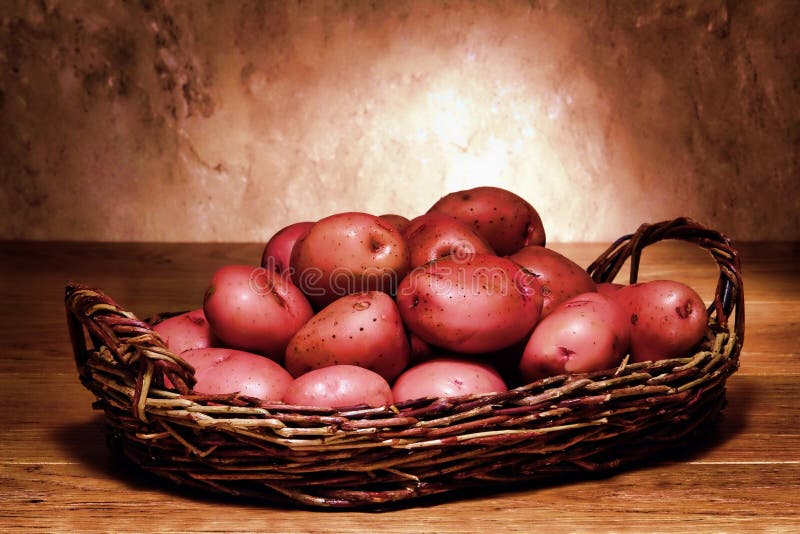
[65,217,744,509]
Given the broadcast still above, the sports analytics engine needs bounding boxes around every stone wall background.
[1,0,798,243]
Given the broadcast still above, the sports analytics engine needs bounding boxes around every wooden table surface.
[1,239,798,533]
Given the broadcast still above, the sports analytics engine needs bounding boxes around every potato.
[260,221,314,273]
[596,282,624,297]
[508,245,597,318]
[392,357,507,403]
[520,292,630,382]
[285,291,410,381]
[290,212,410,308]
[428,186,546,255]
[402,212,495,268]
[611,280,708,363]
[203,265,313,361]
[152,308,218,354]
[379,213,411,234]
[396,254,543,353]
[179,347,293,402]
[282,365,394,409]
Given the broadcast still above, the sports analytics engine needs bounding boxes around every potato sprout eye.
[370,239,385,253]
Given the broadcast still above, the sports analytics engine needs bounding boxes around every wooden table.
[2,240,798,532]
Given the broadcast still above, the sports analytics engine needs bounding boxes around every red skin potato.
[519,292,630,383]
[284,291,410,382]
[260,221,314,273]
[179,347,294,402]
[282,365,394,409]
[392,357,507,403]
[402,212,496,268]
[596,282,624,297]
[611,280,708,363]
[203,265,313,362]
[427,186,546,255]
[290,212,410,308]
[379,214,411,234]
[396,254,543,354]
[508,245,597,318]
[152,308,219,354]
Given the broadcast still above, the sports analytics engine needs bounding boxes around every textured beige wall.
[1,0,798,243]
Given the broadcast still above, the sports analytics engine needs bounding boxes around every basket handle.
[64,283,197,412]
[585,217,744,346]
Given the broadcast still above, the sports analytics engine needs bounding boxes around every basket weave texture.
[65,217,744,508]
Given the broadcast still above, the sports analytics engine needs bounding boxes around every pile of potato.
[154,186,708,409]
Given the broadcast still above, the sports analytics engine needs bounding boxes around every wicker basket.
[65,217,743,509]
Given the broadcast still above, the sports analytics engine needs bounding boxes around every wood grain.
[1,241,798,532]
